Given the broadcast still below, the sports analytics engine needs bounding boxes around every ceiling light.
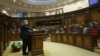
[13,0,16,2]
[69,0,72,2]
[63,2,66,4]
[24,4,27,7]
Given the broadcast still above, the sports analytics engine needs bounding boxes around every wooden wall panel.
[68,35,74,45]
[3,29,6,50]
[29,19,34,28]
[91,12,100,22]
[83,36,93,50]
[65,19,69,26]
[76,15,85,24]
[51,34,56,42]
[75,35,83,47]
[56,34,62,42]
[11,34,21,41]
[31,31,44,56]
[62,34,68,43]
[76,16,84,24]
[0,13,11,56]
[0,29,2,56]
[35,37,43,49]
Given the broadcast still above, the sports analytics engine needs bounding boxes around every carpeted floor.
[3,41,100,56]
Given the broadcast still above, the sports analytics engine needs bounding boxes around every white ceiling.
[22,0,61,5]
[0,0,80,12]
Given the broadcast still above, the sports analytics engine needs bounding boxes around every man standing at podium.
[20,20,32,55]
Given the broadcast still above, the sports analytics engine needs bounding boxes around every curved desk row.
[51,33,98,51]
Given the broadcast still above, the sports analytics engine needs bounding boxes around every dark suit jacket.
[20,24,32,39]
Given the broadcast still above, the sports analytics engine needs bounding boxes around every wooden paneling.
[62,34,68,43]
[75,35,83,47]
[91,12,100,22]
[56,34,62,42]
[68,19,72,25]
[83,36,93,51]
[0,13,11,56]
[0,44,2,56]
[0,28,2,56]
[3,29,6,50]
[30,31,44,56]
[68,35,74,45]
[29,19,34,28]
[51,34,56,42]
[64,19,69,26]
[0,29,4,56]
[51,33,96,51]
[76,15,85,24]
[35,37,43,49]
[11,34,21,41]
[0,42,3,56]
[64,16,72,25]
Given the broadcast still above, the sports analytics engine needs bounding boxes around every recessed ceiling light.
[24,4,27,7]
[69,0,72,2]
[13,0,16,2]
[63,2,66,4]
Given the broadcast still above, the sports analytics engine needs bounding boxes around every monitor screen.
[16,12,27,17]
[89,0,99,6]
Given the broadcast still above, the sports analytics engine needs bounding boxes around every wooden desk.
[51,33,98,51]
[75,34,83,47]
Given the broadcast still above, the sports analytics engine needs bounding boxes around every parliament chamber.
[0,0,100,56]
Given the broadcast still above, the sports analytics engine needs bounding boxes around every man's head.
[23,20,28,25]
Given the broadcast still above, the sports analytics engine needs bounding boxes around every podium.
[30,30,45,56]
